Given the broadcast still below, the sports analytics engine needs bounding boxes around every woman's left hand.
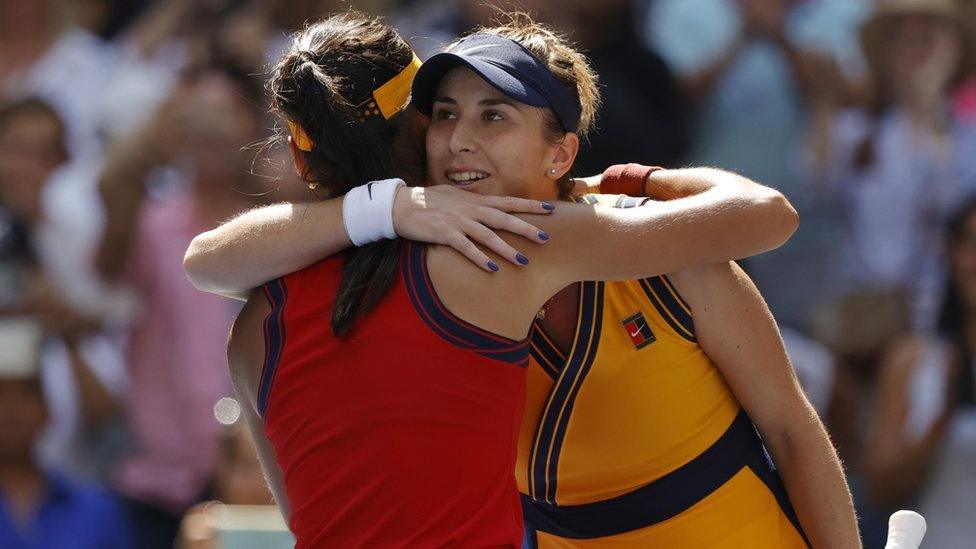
[392,185,555,272]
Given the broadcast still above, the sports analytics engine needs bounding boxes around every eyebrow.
[433,95,519,108]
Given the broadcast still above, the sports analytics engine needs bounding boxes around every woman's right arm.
[537,167,799,287]
[184,185,555,299]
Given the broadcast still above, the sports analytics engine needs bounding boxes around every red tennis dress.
[258,241,529,547]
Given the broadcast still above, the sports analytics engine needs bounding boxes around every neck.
[526,179,561,202]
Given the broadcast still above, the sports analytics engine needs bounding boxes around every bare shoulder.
[425,242,551,340]
[228,289,272,410]
[665,261,742,308]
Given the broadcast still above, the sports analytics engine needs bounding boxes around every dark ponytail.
[269,12,421,337]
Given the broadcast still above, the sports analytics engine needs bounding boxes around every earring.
[549,168,557,175]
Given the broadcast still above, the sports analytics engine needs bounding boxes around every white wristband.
[342,178,406,246]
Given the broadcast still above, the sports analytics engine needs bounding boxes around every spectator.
[646,0,869,327]
[804,4,976,543]
[0,0,115,157]
[0,318,133,549]
[810,0,976,340]
[0,97,130,483]
[97,67,261,549]
[542,0,689,173]
[862,197,976,548]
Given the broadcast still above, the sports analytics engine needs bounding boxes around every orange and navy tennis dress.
[517,194,809,548]
[257,241,528,548]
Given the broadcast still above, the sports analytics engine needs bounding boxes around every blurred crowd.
[0,0,974,547]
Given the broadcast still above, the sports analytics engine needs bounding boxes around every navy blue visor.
[411,33,581,133]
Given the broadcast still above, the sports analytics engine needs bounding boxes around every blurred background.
[0,0,974,547]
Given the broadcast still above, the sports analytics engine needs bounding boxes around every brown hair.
[269,12,419,336]
[457,13,601,198]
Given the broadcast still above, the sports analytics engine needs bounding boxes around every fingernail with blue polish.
[538,231,550,241]
[541,202,556,211]
[516,253,530,265]
[487,260,500,272]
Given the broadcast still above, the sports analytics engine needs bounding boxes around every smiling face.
[425,67,577,200]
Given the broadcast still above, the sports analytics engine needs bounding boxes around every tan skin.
[427,70,857,545]
[227,67,798,520]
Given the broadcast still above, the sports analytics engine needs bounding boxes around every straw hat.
[860,0,973,85]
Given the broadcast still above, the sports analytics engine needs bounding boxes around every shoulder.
[665,261,739,303]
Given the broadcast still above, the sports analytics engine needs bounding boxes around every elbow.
[757,189,799,249]
[183,234,219,293]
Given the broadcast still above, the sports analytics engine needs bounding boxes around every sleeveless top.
[259,241,528,548]
[517,194,808,547]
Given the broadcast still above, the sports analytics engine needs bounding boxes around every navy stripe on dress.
[522,410,809,546]
[530,324,567,379]
[402,241,530,365]
[544,282,604,502]
[529,281,604,502]
[638,277,696,343]
[258,278,288,418]
[531,344,562,380]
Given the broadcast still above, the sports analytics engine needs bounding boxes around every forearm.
[185,199,350,295]
[647,169,798,255]
[646,167,760,201]
[765,413,861,548]
[547,180,797,285]
[602,165,783,204]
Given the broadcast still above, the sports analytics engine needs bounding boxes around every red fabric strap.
[600,164,662,196]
